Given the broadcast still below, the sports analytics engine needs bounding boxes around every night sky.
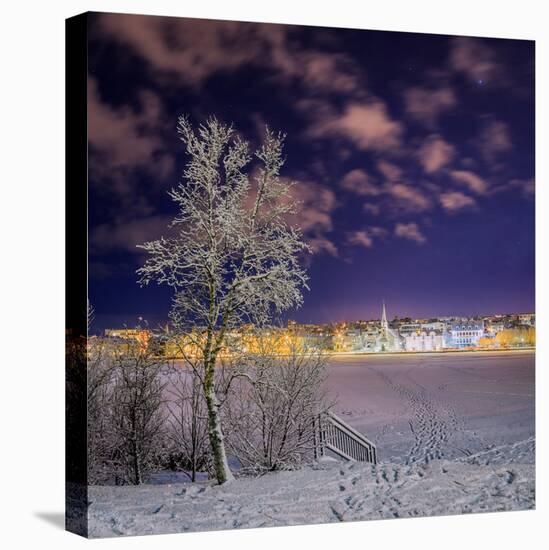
[87,12,535,333]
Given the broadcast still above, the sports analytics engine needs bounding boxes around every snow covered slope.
[88,442,534,538]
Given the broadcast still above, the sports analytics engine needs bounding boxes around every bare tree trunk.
[132,436,142,485]
[204,360,234,484]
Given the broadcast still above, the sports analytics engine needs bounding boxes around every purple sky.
[86,13,535,333]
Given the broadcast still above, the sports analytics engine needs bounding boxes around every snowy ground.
[87,351,535,537]
[325,351,535,464]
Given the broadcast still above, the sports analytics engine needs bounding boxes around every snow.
[324,351,534,464]
[87,351,535,538]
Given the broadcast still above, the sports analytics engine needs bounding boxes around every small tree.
[109,338,166,485]
[137,116,309,483]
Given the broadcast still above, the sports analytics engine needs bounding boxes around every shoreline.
[162,347,535,361]
[329,347,535,358]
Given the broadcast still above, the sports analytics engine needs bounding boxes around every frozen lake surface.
[324,351,535,464]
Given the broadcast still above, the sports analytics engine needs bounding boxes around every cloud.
[376,160,402,182]
[286,180,339,256]
[394,222,426,244]
[477,118,512,165]
[388,184,432,212]
[340,160,432,215]
[449,170,488,194]
[288,51,363,94]
[505,178,535,197]
[88,77,171,174]
[94,14,364,96]
[347,227,388,248]
[289,180,337,233]
[403,85,456,127]
[340,169,380,196]
[90,215,174,254]
[307,236,338,257]
[449,37,502,84]
[95,15,260,87]
[439,191,477,212]
[305,101,403,151]
[347,231,373,248]
[87,77,176,234]
[515,178,535,196]
[418,135,455,173]
[342,160,434,215]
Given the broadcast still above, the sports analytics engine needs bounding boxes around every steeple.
[381,300,388,332]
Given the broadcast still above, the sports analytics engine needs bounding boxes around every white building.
[404,331,444,352]
[450,320,484,348]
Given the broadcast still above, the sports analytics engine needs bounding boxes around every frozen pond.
[324,351,535,464]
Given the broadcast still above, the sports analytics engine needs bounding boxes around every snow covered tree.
[137,116,309,484]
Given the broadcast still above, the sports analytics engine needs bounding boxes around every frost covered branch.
[136,116,310,484]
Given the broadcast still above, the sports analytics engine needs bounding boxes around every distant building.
[485,320,506,335]
[420,321,447,332]
[449,320,484,348]
[404,331,444,352]
[398,323,422,337]
[104,328,152,350]
[518,313,535,326]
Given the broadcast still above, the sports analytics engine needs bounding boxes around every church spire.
[381,300,388,332]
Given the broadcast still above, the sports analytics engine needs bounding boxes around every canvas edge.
[65,11,89,539]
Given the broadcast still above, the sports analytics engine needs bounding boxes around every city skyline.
[87,14,535,332]
[90,302,534,335]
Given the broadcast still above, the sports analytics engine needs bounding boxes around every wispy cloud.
[449,170,488,194]
[477,117,513,165]
[376,160,403,182]
[347,227,388,248]
[449,37,502,84]
[339,169,379,196]
[418,135,455,173]
[94,13,365,98]
[95,15,262,88]
[88,77,173,178]
[304,100,402,152]
[439,191,477,212]
[388,184,432,213]
[341,160,432,215]
[403,85,456,127]
[287,180,339,256]
[394,222,426,244]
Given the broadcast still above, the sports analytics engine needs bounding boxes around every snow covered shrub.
[108,339,167,485]
[87,337,116,484]
[164,366,212,482]
[224,333,332,473]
